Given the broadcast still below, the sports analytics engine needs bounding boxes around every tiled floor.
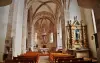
[38,56,50,63]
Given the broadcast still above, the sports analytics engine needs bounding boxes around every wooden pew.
[17,52,39,63]
[58,58,93,63]
[5,59,34,63]
[13,56,36,63]
[5,60,17,63]
[63,61,92,63]
[58,58,83,62]
[49,53,75,63]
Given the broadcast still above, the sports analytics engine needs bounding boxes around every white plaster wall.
[69,0,81,22]
[83,9,97,58]
[0,5,10,62]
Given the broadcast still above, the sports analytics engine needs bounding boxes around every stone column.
[57,20,62,49]
[4,2,14,60]
[0,5,10,62]
[53,25,57,47]
[21,7,28,53]
[61,16,66,49]
[30,25,34,51]
[27,6,33,50]
[65,0,70,49]
[5,2,13,40]
[12,0,25,57]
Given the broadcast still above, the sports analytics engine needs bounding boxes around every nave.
[0,0,100,63]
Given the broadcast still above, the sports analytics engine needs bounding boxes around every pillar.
[61,16,66,49]
[30,25,34,51]
[60,3,66,49]
[5,2,13,40]
[64,0,70,49]
[21,7,28,53]
[57,20,62,49]
[27,6,33,50]
[53,25,57,47]
[12,0,25,57]
[0,5,10,62]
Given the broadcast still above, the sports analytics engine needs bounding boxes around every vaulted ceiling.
[30,0,64,33]
[28,0,65,44]
[31,0,64,25]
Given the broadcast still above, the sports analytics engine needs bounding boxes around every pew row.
[5,52,39,63]
[49,53,75,63]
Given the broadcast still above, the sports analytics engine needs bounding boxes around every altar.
[40,48,49,54]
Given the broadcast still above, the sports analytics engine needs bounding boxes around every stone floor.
[38,56,50,63]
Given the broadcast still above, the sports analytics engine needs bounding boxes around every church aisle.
[38,56,50,63]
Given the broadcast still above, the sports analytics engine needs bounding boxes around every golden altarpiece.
[66,17,89,57]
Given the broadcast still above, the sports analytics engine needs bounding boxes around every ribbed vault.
[30,0,63,46]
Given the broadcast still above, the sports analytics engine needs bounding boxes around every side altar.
[66,16,89,58]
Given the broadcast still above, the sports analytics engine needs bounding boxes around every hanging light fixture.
[0,0,12,6]
[77,0,98,8]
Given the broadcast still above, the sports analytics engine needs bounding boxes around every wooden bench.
[58,60,92,63]
[12,52,39,63]
[58,58,83,62]
[49,53,75,63]
[13,56,36,63]
[5,59,34,63]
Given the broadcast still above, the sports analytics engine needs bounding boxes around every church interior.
[0,0,100,63]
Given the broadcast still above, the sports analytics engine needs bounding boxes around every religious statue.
[75,28,80,40]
